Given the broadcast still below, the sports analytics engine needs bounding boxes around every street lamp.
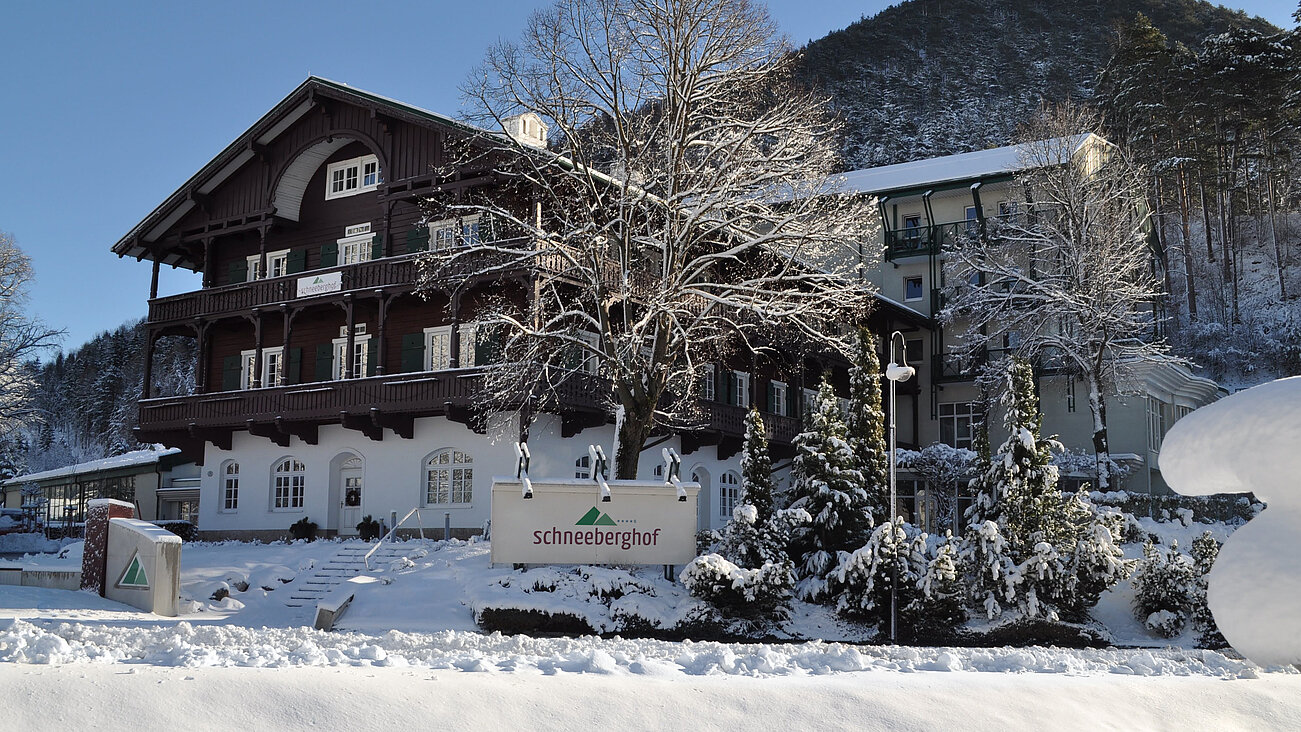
[885,330,915,644]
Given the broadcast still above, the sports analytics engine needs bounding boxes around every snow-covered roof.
[835,134,1099,197]
[4,448,182,486]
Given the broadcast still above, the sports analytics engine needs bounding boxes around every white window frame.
[577,331,599,374]
[338,232,374,265]
[240,346,284,389]
[770,380,786,416]
[271,458,306,511]
[427,214,481,251]
[325,154,380,200]
[904,275,924,302]
[938,401,976,450]
[425,449,473,506]
[719,471,741,518]
[424,325,453,371]
[700,364,716,402]
[221,461,239,512]
[332,334,372,380]
[1148,397,1168,452]
[246,249,290,281]
[731,370,750,408]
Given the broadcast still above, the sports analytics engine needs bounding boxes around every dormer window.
[325,154,381,200]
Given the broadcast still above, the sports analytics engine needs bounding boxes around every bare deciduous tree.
[0,231,61,438]
[942,106,1169,490]
[420,0,878,477]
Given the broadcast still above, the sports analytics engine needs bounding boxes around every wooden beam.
[340,411,383,442]
[370,408,413,440]
[275,417,318,445]
[246,420,290,448]
[188,423,232,452]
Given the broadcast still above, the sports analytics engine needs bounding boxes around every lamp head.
[885,363,916,383]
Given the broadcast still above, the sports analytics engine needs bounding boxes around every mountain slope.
[797,0,1279,169]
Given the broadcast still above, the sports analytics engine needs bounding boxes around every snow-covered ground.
[2,531,1298,730]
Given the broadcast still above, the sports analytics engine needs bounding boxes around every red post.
[81,499,135,595]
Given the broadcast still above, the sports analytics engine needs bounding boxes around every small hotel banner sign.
[297,271,343,298]
[491,479,699,566]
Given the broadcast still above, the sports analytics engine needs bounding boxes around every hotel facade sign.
[490,479,699,566]
[297,271,343,298]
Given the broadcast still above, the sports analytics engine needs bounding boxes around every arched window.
[719,471,741,518]
[222,461,239,512]
[272,458,306,510]
[574,455,609,480]
[426,449,473,505]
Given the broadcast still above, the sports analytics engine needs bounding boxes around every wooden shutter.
[400,333,426,372]
[405,225,429,254]
[319,242,338,268]
[371,234,384,260]
[766,382,776,414]
[286,249,306,275]
[366,341,378,377]
[228,261,247,285]
[475,325,501,366]
[722,371,734,405]
[221,356,242,391]
[285,348,302,385]
[314,344,334,381]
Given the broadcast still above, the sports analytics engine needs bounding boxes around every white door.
[339,457,363,536]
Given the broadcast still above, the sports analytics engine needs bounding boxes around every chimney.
[503,112,548,148]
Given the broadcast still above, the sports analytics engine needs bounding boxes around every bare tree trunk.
[1264,135,1288,300]
[1086,368,1111,492]
[1177,162,1197,320]
[1199,176,1215,263]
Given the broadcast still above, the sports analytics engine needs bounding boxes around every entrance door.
[339,457,363,536]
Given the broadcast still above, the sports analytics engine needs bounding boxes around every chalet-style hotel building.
[114,78,1220,540]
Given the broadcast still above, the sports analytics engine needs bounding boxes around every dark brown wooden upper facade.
[118,78,927,462]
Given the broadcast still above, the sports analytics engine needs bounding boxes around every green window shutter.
[787,387,797,418]
[766,382,776,414]
[314,344,334,381]
[228,261,247,285]
[475,325,501,366]
[285,348,302,385]
[722,371,734,406]
[221,356,242,391]
[319,242,338,268]
[400,333,426,372]
[286,249,306,275]
[366,341,378,377]
[405,226,429,254]
[481,213,496,242]
[371,234,384,260]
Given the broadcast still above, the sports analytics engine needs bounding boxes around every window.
[574,455,608,480]
[427,214,480,250]
[1175,404,1193,422]
[272,458,305,510]
[576,332,599,374]
[719,471,741,518]
[342,456,362,507]
[425,326,453,371]
[904,275,924,302]
[332,335,371,379]
[325,154,381,200]
[246,249,290,281]
[769,380,786,416]
[458,323,477,366]
[1066,376,1077,413]
[731,370,750,407]
[938,402,976,450]
[965,205,980,233]
[1148,397,1168,452]
[222,462,239,512]
[699,364,716,402]
[426,450,473,505]
[904,339,924,364]
[240,346,284,389]
[998,200,1020,219]
[338,224,374,265]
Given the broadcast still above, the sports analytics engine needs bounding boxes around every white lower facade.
[196,413,759,539]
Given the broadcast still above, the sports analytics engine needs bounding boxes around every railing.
[364,506,427,570]
[699,401,800,445]
[933,349,986,382]
[884,220,980,261]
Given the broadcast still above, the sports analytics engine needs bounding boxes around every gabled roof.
[111,77,496,269]
[4,448,183,487]
[834,134,1103,199]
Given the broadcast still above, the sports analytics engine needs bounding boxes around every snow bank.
[1161,376,1301,666]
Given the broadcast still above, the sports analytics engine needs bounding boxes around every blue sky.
[0,0,1293,352]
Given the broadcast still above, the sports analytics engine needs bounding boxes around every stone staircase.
[285,543,408,608]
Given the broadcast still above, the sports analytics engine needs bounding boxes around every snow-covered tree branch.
[941,105,1171,490]
[420,0,878,477]
[0,231,61,440]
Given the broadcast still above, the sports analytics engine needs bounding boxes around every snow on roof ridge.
[5,447,183,486]
[837,134,1097,196]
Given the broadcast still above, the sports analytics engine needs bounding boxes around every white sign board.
[297,271,343,298]
[491,478,699,566]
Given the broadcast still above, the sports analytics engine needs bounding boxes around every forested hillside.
[797,0,1277,168]
[2,320,194,476]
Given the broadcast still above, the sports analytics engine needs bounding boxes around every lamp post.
[884,330,916,644]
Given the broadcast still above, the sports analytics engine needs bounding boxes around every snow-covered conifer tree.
[846,327,889,521]
[789,379,870,601]
[740,408,775,524]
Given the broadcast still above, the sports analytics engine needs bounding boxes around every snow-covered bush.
[1189,531,1227,649]
[680,553,795,621]
[1132,540,1197,638]
[717,503,809,570]
[832,519,966,640]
